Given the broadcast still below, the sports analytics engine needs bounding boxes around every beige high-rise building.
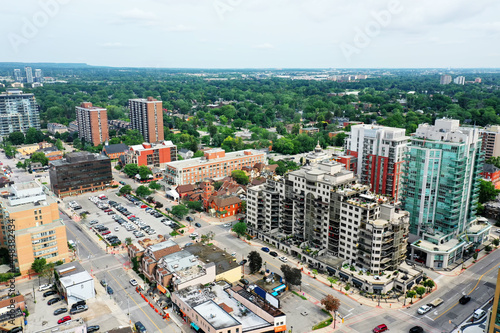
[0,181,70,275]
[129,97,164,143]
[75,102,109,146]
[481,125,500,159]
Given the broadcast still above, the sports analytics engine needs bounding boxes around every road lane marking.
[107,271,168,333]
[65,220,95,256]
[434,263,499,320]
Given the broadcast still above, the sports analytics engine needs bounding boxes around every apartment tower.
[75,102,109,146]
[0,89,40,137]
[129,97,164,143]
[345,124,409,202]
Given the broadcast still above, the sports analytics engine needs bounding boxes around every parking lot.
[63,191,180,246]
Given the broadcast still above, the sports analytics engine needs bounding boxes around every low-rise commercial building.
[207,195,241,218]
[165,149,266,185]
[172,283,287,333]
[47,123,68,135]
[37,146,63,161]
[16,142,53,156]
[49,151,112,198]
[102,143,129,160]
[125,141,177,168]
[0,181,70,275]
[55,262,95,305]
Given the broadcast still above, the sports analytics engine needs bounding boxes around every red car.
[373,324,388,333]
[104,209,112,213]
[101,230,111,235]
[58,316,71,324]
[127,215,136,219]
[140,205,148,209]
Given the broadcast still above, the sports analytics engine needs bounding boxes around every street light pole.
[334,311,337,329]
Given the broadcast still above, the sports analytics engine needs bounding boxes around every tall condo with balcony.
[0,89,40,137]
[129,97,164,143]
[346,124,409,202]
[402,119,490,269]
[75,102,109,146]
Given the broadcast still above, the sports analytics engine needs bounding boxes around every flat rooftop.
[165,149,265,170]
[149,239,178,252]
[184,243,239,275]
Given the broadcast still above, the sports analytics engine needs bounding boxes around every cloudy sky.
[2,0,499,68]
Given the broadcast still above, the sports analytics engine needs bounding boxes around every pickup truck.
[429,298,444,307]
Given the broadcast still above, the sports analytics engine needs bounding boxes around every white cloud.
[165,24,196,32]
[118,8,157,21]
[253,43,274,49]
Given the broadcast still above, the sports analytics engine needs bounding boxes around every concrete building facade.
[481,125,500,159]
[129,97,164,143]
[0,89,40,137]
[125,141,177,168]
[75,102,109,146]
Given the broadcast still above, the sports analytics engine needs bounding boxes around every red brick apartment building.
[125,141,177,167]
[75,102,109,146]
[129,97,164,143]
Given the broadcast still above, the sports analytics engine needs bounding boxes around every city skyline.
[2,0,499,68]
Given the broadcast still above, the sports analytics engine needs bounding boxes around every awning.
[165,190,179,200]
[273,284,286,292]
[157,284,167,294]
[271,291,278,296]
[191,322,200,331]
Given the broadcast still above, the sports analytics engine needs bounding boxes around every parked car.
[89,220,99,225]
[279,256,288,262]
[53,307,67,316]
[141,205,148,209]
[129,279,138,286]
[71,300,86,308]
[261,247,270,252]
[239,260,247,265]
[239,278,249,285]
[43,290,57,297]
[69,305,88,315]
[473,309,486,320]
[231,252,236,257]
[409,326,424,333]
[7,327,23,333]
[57,316,71,324]
[269,251,278,257]
[373,324,388,333]
[100,280,107,287]
[135,321,147,333]
[190,233,198,238]
[39,284,53,292]
[47,297,61,305]
[107,286,114,295]
[459,295,471,305]
[223,223,231,227]
[101,230,111,235]
[195,222,201,228]
[186,216,193,222]
[87,325,100,332]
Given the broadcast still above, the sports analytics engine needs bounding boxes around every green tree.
[232,221,247,238]
[213,181,223,190]
[247,251,263,274]
[123,164,139,178]
[186,201,203,211]
[119,185,132,194]
[193,150,204,158]
[148,181,161,190]
[25,128,45,144]
[344,283,351,292]
[40,263,55,283]
[231,170,249,185]
[30,152,49,166]
[171,204,189,218]
[136,185,152,197]
[423,279,435,293]
[31,258,47,273]
[138,166,152,180]
[415,286,426,298]
[8,132,25,145]
[55,139,64,150]
[493,238,500,246]
[280,264,302,290]
[479,179,500,203]
[4,144,17,158]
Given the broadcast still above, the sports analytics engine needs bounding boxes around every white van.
[473,309,486,320]
[68,240,76,248]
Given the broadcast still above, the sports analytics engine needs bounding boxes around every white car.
[129,279,138,286]
[231,252,237,257]
[279,256,288,262]
[39,284,53,292]
[417,304,432,315]
[223,223,231,227]
[114,227,119,232]
[190,233,199,238]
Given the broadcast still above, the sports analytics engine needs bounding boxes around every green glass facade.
[402,129,483,241]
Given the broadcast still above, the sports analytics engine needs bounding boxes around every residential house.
[141,240,181,282]
[482,164,500,190]
[178,148,194,160]
[299,127,319,135]
[102,143,129,160]
[207,195,242,218]
[55,262,95,305]
[176,184,196,199]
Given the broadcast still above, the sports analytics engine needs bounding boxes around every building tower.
[440,75,452,85]
[480,125,500,159]
[34,69,43,83]
[75,102,109,146]
[0,89,40,136]
[345,124,409,202]
[129,97,164,143]
[402,119,490,269]
[25,67,33,83]
[13,69,22,82]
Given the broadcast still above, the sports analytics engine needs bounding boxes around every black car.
[8,327,23,333]
[459,295,471,305]
[409,326,424,333]
[239,259,248,265]
[135,321,147,333]
[53,307,67,316]
[100,280,107,287]
[87,325,100,333]
[239,278,249,285]
[186,216,193,222]
[195,222,201,228]
[71,300,86,308]
[107,286,114,295]
[47,297,61,305]
[269,251,278,257]
[43,290,57,297]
